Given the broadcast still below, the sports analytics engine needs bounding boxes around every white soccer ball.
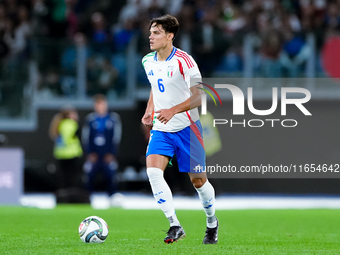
[79,216,109,243]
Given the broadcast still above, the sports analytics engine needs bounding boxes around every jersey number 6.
[158,79,165,92]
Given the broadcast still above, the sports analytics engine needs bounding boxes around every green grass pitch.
[0,205,339,254]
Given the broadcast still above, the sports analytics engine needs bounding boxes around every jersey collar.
[154,47,177,62]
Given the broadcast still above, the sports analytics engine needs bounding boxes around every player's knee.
[191,177,207,189]
[146,167,164,183]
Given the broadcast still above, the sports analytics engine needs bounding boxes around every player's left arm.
[156,84,204,124]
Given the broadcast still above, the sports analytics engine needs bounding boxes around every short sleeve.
[179,53,202,88]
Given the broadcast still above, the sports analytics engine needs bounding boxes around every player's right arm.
[142,89,154,127]
[82,114,98,162]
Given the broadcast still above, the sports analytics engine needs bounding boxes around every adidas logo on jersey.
[148,70,154,76]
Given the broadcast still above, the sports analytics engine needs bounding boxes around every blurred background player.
[49,106,83,190]
[82,94,122,196]
[141,14,218,244]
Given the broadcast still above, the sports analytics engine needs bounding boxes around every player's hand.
[142,112,153,127]
[87,153,98,163]
[155,108,176,124]
[104,153,116,164]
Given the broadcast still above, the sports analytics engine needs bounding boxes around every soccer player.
[141,14,218,244]
[82,94,122,196]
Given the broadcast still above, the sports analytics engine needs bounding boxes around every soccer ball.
[79,216,109,243]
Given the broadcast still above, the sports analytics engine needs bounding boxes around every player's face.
[94,100,108,116]
[149,23,173,51]
[68,110,78,121]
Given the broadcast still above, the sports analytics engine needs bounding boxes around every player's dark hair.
[149,14,179,40]
[92,94,107,103]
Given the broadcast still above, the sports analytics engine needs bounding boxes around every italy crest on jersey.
[167,66,174,78]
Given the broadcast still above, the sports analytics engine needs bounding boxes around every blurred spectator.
[0,3,7,32]
[192,6,228,77]
[97,59,118,94]
[222,2,247,37]
[301,0,326,51]
[194,0,211,21]
[65,0,78,38]
[74,0,95,15]
[324,1,340,31]
[48,0,68,38]
[87,57,119,96]
[90,12,109,43]
[49,106,83,190]
[4,6,31,64]
[280,29,311,77]
[176,3,195,54]
[30,0,50,81]
[61,32,85,74]
[137,18,152,56]
[0,30,9,66]
[31,0,49,38]
[145,0,166,19]
[118,0,143,26]
[82,94,122,196]
[46,0,78,38]
[254,9,275,35]
[5,0,19,21]
[285,10,302,33]
[37,67,63,98]
[165,0,183,16]
[89,12,112,55]
[216,47,243,74]
[38,31,88,99]
[91,12,111,43]
[113,17,136,53]
[217,1,246,74]
[59,32,92,97]
[111,14,139,94]
[259,30,284,77]
[17,5,31,38]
